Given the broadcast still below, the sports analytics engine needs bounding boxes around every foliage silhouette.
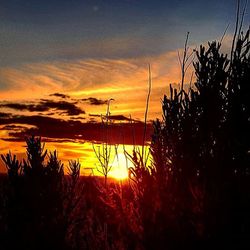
[0,24,249,250]
[142,27,250,249]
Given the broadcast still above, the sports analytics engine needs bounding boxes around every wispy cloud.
[0,49,189,120]
[0,33,234,121]
[0,99,85,116]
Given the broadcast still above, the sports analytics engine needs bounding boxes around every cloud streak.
[0,114,152,145]
[81,97,108,105]
[0,99,85,116]
[49,93,70,99]
[0,50,189,120]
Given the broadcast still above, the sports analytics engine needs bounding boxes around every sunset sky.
[0,0,249,176]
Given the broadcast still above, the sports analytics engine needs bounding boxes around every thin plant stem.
[142,64,152,165]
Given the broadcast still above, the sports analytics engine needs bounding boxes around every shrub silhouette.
[1,136,69,250]
[145,28,250,249]
[0,25,249,250]
[0,136,117,250]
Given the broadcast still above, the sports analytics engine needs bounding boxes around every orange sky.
[0,50,189,118]
[0,0,241,178]
[0,51,180,176]
[0,36,235,178]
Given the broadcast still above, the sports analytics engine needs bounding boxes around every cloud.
[0,103,48,112]
[108,115,135,121]
[0,115,152,145]
[89,114,140,122]
[0,124,29,131]
[40,100,85,116]
[0,100,85,116]
[0,46,197,121]
[81,97,108,105]
[49,93,70,99]
[0,112,12,118]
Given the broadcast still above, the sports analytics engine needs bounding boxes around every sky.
[0,0,249,177]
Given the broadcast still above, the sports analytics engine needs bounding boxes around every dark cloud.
[70,117,86,120]
[49,93,70,99]
[0,103,48,112]
[0,115,152,145]
[89,114,100,117]
[0,112,12,118]
[89,114,139,122]
[0,100,85,116]
[81,97,108,105]
[108,115,134,121]
[0,124,28,131]
[40,100,85,116]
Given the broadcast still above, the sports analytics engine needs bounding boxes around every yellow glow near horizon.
[0,138,153,179]
[108,153,131,180]
[0,139,132,178]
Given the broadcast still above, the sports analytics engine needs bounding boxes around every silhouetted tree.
[149,27,250,249]
[1,136,68,250]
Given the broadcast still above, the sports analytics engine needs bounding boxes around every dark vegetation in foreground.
[0,25,250,250]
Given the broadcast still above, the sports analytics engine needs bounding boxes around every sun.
[109,153,131,180]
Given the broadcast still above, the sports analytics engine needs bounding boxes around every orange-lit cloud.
[0,49,194,120]
[0,35,233,175]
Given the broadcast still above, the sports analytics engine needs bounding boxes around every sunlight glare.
[109,153,131,180]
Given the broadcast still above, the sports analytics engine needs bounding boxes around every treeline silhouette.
[0,27,249,249]
[145,29,250,249]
